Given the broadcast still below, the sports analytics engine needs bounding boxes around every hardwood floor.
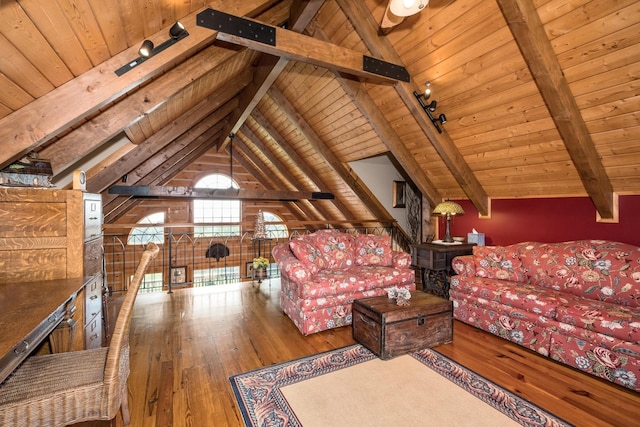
[83,280,639,427]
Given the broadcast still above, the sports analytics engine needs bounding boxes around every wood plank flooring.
[81,280,640,426]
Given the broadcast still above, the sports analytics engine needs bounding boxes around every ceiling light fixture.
[115,21,189,76]
[389,0,428,17]
[414,84,447,134]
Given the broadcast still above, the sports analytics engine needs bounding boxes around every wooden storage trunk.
[352,292,452,359]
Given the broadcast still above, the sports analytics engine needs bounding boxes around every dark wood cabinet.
[410,243,475,297]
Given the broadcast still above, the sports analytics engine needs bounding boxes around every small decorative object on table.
[386,286,412,306]
[253,210,266,239]
[252,256,269,283]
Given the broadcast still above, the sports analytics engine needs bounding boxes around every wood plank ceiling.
[0,0,638,226]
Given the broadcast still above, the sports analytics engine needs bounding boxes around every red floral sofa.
[272,230,416,335]
[450,240,640,391]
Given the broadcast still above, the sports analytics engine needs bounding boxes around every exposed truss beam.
[335,0,490,216]
[307,24,441,208]
[218,0,325,150]
[197,8,410,85]
[108,185,334,201]
[250,109,356,220]
[268,85,394,222]
[496,0,615,221]
[87,91,239,194]
[0,0,278,169]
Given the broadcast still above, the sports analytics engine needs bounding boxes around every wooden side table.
[410,243,475,297]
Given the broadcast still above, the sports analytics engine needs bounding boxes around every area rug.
[229,344,572,427]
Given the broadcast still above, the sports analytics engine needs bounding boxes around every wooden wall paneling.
[87,0,129,56]
[55,0,111,66]
[0,2,73,87]
[16,0,93,77]
[0,32,53,99]
[231,146,315,223]
[239,125,341,222]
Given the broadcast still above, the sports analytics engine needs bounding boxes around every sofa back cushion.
[472,244,528,282]
[307,230,356,269]
[355,234,393,266]
[289,238,325,275]
[520,240,640,307]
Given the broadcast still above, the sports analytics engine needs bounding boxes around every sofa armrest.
[272,243,316,286]
[392,251,412,269]
[452,255,475,277]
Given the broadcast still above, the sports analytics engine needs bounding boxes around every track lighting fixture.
[414,90,447,134]
[138,40,154,58]
[115,21,189,76]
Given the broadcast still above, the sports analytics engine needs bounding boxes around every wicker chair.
[0,242,160,426]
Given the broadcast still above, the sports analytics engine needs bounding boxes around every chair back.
[103,243,160,408]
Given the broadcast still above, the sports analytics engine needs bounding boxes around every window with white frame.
[193,174,240,237]
[262,211,288,239]
[127,212,165,245]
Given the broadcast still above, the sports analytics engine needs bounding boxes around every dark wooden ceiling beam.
[496,0,616,221]
[197,8,409,85]
[218,0,325,150]
[108,185,334,201]
[268,85,394,222]
[0,0,279,169]
[335,0,490,216]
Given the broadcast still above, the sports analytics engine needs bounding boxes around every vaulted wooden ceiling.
[0,0,638,225]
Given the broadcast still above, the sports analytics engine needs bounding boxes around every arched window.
[193,174,240,236]
[127,212,165,245]
[262,211,288,239]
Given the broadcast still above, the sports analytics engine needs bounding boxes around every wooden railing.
[102,220,411,294]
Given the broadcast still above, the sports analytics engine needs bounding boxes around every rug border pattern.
[229,344,573,427]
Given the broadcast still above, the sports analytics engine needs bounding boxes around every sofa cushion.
[519,240,640,307]
[450,276,560,318]
[289,238,325,275]
[355,234,392,266]
[308,230,356,269]
[472,245,528,282]
[554,296,640,343]
[297,266,414,299]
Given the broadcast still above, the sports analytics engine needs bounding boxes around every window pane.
[193,174,240,237]
[128,212,165,245]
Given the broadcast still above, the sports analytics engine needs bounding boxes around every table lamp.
[433,201,464,243]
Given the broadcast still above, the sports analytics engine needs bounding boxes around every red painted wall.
[437,195,640,247]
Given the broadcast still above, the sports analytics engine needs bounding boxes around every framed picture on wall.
[393,180,406,208]
[170,266,187,284]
